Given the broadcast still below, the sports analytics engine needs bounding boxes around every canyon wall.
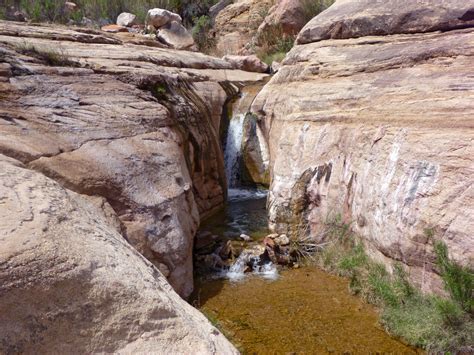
[252,0,474,292]
[0,20,267,351]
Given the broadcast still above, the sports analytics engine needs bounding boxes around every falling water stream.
[192,85,422,354]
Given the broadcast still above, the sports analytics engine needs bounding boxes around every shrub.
[306,219,474,352]
[434,241,473,313]
[300,0,335,23]
[192,15,214,53]
[3,0,218,25]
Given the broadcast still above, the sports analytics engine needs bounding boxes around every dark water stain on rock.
[193,267,424,354]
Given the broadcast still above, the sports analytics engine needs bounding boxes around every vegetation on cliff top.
[305,217,473,353]
[1,0,218,25]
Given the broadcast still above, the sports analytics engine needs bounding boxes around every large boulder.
[146,8,182,29]
[223,54,269,73]
[241,113,270,187]
[156,20,195,50]
[116,12,138,27]
[297,0,474,44]
[0,159,237,354]
[258,0,310,39]
[213,0,274,55]
[252,0,474,292]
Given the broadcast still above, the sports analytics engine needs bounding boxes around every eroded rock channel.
[191,84,421,354]
[1,0,473,352]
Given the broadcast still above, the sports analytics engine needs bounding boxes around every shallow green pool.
[193,266,423,354]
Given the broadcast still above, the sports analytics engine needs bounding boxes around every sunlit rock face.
[0,20,268,298]
[0,158,238,354]
[252,0,474,292]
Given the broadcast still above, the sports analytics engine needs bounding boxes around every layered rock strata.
[252,0,474,292]
[0,20,267,298]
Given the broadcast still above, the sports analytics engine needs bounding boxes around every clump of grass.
[303,218,474,353]
[433,241,473,313]
[17,42,80,67]
[256,25,295,66]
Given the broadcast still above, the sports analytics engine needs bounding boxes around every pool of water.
[193,188,423,354]
[193,267,423,354]
[199,188,269,241]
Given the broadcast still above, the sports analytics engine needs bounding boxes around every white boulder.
[146,8,182,29]
[117,12,138,27]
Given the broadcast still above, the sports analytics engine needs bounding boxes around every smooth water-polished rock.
[253,0,474,292]
[223,54,269,73]
[0,159,238,354]
[146,8,182,28]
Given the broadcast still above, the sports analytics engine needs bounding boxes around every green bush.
[192,15,214,53]
[309,221,474,352]
[434,241,473,313]
[300,0,335,22]
[3,0,218,25]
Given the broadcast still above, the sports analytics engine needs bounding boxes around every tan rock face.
[0,20,268,297]
[0,159,238,354]
[297,0,474,44]
[252,1,474,292]
[213,0,274,55]
[257,0,310,39]
[223,54,269,73]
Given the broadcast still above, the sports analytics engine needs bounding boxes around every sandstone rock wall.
[0,158,237,354]
[0,20,267,297]
[212,0,275,55]
[252,0,474,292]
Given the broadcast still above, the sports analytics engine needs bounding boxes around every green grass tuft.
[16,42,80,67]
[434,241,473,313]
[305,220,474,353]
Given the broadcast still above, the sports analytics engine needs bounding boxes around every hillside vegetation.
[0,0,218,24]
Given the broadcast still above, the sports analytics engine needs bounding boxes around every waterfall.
[224,113,245,187]
[225,250,278,281]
